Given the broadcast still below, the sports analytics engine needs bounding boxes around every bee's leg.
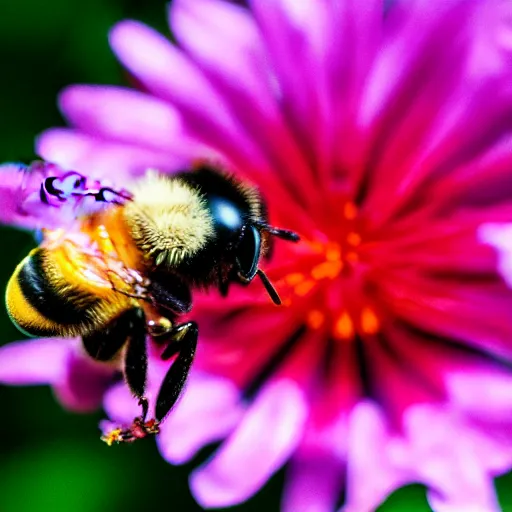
[84,308,149,418]
[147,271,192,315]
[155,321,198,422]
[122,308,149,407]
[82,308,142,361]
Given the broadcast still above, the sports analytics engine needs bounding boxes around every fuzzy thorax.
[123,173,214,266]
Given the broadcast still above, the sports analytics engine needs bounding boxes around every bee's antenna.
[257,269,281,305]
[253,220,300,242]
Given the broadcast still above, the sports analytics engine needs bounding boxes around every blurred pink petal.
[190,379,308,507]
[282,415,348,512]
[479,222,512,286]
[0,338,114,412]
[37,128,187,177]
[447,368,512,424]
[0,163,43,229]
[58,85,198,157]
[343,403,411,512]
[158,372,244,464]
[0,337,69,385]
[283,452,344,512]
[402,405,505,512]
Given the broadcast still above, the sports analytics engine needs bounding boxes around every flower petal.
[283,451,344,512]
[379,268,512,362]
[37,128,186,177]
[479,222,512,287]
[58,85,198,157]
[402,405,504,512]
[190,379,308,508]
[361,0,512,224]
[157,372,244,464]
[251,0,382,187]
[102,381,141,423]
[170,0,322,214]
[0,337,69,385]
[446,368,512,425]
[282,414,348,512]
[109,20,316,234]
[0,337,113,412]
[54,347,116,412]
[342,402,411,512]
[0,163,42,229]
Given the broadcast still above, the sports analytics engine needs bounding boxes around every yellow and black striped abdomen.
[6,247,121,338]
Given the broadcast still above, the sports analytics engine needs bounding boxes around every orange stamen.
[294,280,316,297]
[344,202,358,220]
[311,261,343,280]
[334,312,354,340]
[307,310,325,329]
[285,273,305,286]
[361,307,380,334]
[347,232,361,246]
[346,252,359,263]
[326,243,341,262]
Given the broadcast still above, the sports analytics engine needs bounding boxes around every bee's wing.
[17,161,132,229]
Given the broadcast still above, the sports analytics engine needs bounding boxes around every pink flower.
[2,0,512,510]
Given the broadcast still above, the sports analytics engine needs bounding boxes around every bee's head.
[123,166,299,304]
[175,165,299,304]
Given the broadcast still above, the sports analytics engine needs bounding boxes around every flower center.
[281,201,380,341]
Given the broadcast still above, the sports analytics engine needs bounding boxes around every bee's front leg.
[155,321,198,422]
[122,308,149,405]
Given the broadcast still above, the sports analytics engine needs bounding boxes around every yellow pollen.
[334,312,354,340]
[347,232,361,246]
[344,202,358,220]
[307,310,325,329]
[101,428,123,446]
[361,307,380,334]
[311,260,343,280]
[294,279,316,297]
[285,273,305,286]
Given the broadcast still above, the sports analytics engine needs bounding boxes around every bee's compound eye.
[236,225,261,282]
[147,317,172,337]
[210,197,244,238]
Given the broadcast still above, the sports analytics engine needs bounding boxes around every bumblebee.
[5,162,299,442]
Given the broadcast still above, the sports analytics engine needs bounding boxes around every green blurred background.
[0,1,511,511]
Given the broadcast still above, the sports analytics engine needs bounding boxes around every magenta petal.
[0,338,113,412]
[446,368,512,424]
[0,163,42,229]
[190,379,308,508]
[170,0,321,214]
[479,223,512,287]
[59,85,198,157]
[109,21,236,133]
[343,402,411,512]
[170,0,268,100]
[109,20,315,233]
[0,337,69,385]
[103,381,141,423]
[282,416,347,512]
[283,453,344,512]
[37,128,186,177]
[54,348,116,412]
[157,372,244,464]
[401,405,504,512]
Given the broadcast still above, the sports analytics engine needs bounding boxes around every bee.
[5,161,299,443]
